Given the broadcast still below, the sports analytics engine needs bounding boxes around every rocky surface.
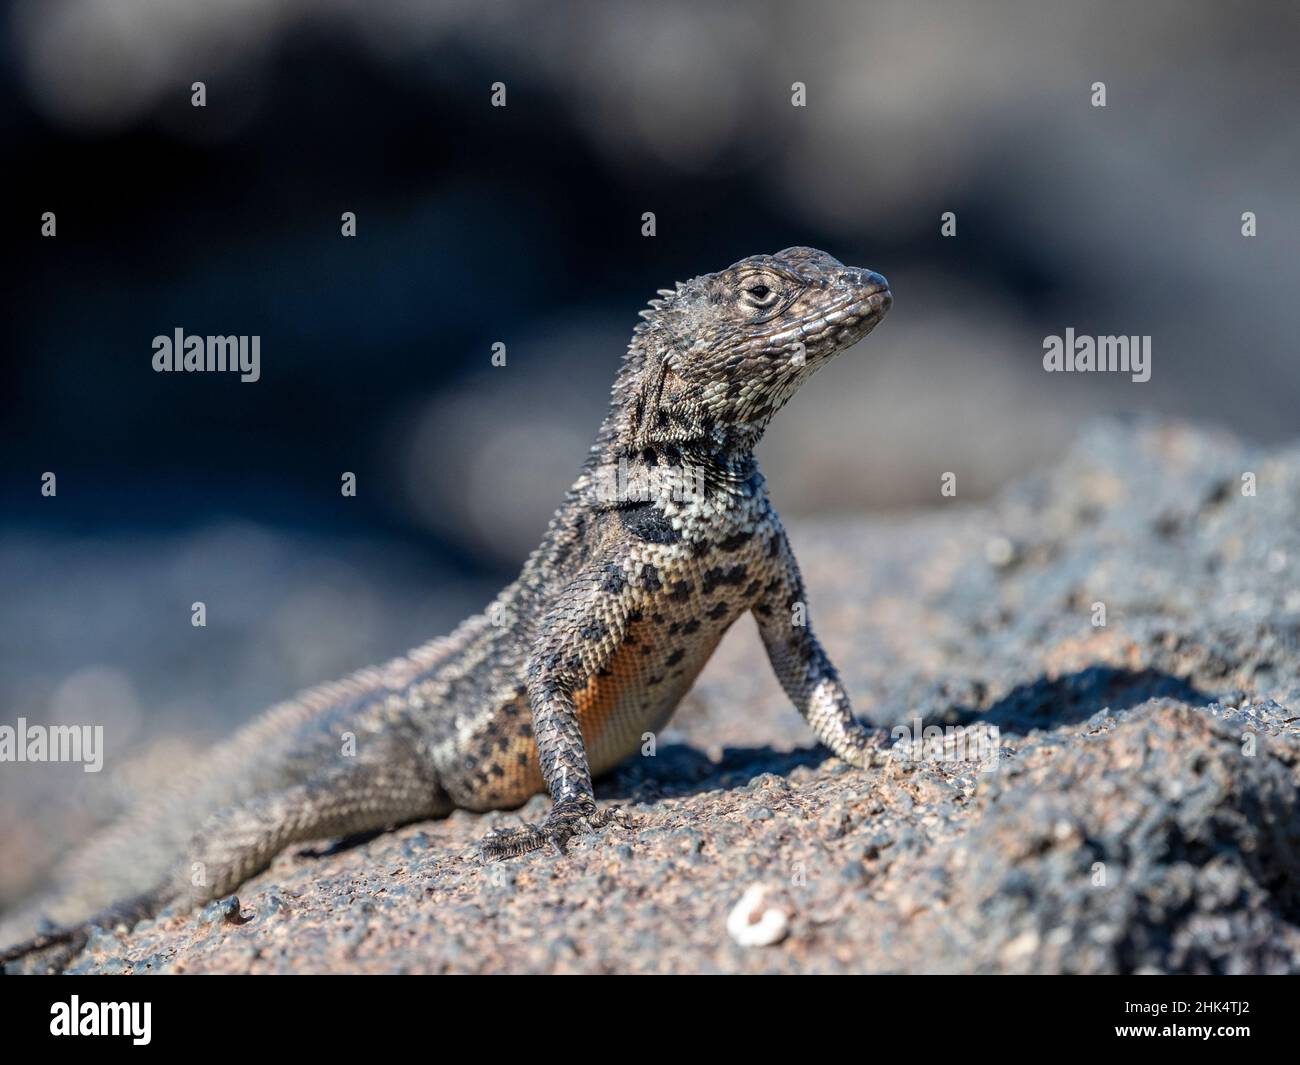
[17,419,1300,973]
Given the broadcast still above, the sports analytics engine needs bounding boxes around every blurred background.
[1,0,1298,906]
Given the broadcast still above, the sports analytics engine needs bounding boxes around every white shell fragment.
[727,884,790,947]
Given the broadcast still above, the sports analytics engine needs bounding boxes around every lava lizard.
[2,246,892,970]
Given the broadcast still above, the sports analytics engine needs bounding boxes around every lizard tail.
[1,634,462,971]
[0,890,164,974]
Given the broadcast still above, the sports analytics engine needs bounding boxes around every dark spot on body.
[718,530,753,551]
[665,649,685,667]
[707,602,728,620]
[619,502,680,544]
[602,564,628,594]
[702,564,748,595]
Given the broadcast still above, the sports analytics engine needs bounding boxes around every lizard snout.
[847,269,892,316]
[853,269,890,297]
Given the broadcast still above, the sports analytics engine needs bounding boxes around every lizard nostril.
[845,270,883,291]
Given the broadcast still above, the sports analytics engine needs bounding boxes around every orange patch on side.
[577,624,660,749]
[495,635,648,805]
[573,641,642,748]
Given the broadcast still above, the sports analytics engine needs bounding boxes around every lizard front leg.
[480,558,634,861]
[754,528,886,767]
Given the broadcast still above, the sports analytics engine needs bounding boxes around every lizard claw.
[478,802,627,863]
[479,821,547,862]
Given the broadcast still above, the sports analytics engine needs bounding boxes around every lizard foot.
[479,800,627,863]
[855,727,895,768]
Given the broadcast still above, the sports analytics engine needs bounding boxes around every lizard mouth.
[825,284,892,337]
[798,285,891,358]
[750,280,892,354]
[855,283,892,315]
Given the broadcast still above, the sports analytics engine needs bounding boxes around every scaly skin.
[1,246,891,970]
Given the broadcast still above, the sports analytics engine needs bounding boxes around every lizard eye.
[740,280,781,309]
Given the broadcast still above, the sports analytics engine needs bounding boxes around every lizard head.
[621,246,891,453]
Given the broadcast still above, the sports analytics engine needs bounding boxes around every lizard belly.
[579,532,774,777]
[449,526,777,812]
[460,610,737,811]
[578,620,725,778]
